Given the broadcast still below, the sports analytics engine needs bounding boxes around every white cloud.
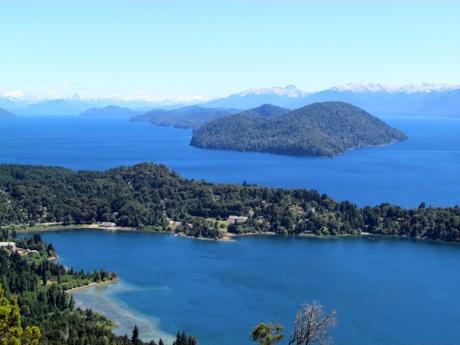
[3,90,25,98]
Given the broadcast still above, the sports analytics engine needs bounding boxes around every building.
[0,242,17,251]
[0,242,39,256]
[100,222,117,228]
[227,215,248,225]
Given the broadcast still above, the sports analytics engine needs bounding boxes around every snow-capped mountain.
[238,85,306,98]
[204,83,460,116]
[1,83,458,116]
[205,85,307,108]
[329,82,460,94]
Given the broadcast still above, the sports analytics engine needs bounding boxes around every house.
[0,242,17,251]
[227,215,248,225]
[0,242,38,256]
[100,222,116,228]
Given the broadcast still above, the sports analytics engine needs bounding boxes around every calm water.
[1,116,459,207]
[40,230,460,345]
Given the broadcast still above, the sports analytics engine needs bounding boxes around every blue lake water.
[40,230,460,345]
[0,115,459,207]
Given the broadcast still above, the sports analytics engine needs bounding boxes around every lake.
[39,229,460,345]
[0,115,459,207]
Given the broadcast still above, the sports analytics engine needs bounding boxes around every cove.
[40,229,460,345]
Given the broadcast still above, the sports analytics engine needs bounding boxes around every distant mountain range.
[0,107,15,118]
[79,105,142,117]
[191,102,407,157]
[1,83,459,116]
[204,83,460,117]
[131,106,241,129]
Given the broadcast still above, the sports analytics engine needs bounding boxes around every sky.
[0,0,459,100]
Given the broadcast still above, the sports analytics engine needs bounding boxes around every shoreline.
[70,279,175,343]
[15,223,459,246]
[65,278,119,294]
[17,222,138,233]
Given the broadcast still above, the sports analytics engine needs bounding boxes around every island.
[190,101,407,156]
[0,163,457,242]
[0,107,15,118]
[131,105,240,129]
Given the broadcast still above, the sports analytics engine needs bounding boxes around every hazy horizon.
[1,1,459,102]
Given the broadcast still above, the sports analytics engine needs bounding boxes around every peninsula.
[0,163,457,242]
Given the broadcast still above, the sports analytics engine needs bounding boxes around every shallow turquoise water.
[41,230,460,345]
[1,116,459,207]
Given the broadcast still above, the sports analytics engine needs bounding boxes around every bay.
[40,230,460,345]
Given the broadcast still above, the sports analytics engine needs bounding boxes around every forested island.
[0,163,458,242]
[191,102,407,156]
[131,106,239,129]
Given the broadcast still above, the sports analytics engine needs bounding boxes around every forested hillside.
[0,230,197,345]
[191,102,407,156]
[0,163,458,242]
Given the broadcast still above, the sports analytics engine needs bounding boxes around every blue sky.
[0,0,459,100]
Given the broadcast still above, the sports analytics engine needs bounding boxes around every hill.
[234,104,290,117]
[0,107,15,118]
[79,105,141,117]
[131,105,240,129]
[191,102,407,157]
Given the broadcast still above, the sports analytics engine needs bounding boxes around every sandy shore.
[65,278,119,293]
[18,223,137,233]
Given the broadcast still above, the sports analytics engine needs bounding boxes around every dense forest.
[131,106,239,129]
[0,230,197,345]
[191,102,408,156]
[0,163,458,242]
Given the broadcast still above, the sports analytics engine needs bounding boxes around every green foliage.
[191,102,407,156]
[251,322,283,345]
[0,285,41,345]
[0,235,197,345]
[0,163,458,242]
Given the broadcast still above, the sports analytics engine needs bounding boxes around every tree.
[289,301,336,345]
[251,322,283,345]
[131,325,140,344]
[0,286,41,345]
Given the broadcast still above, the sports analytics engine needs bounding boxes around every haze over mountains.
[0,107,15,118]
[80,105,142,117]
[1,83,459,117]
[131,106,240,129]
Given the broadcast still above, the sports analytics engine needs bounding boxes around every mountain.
[16,99,97,116]
[204,83,460,117]
[205,85,305,109]
[191,102,407,157]
[234,104,290,118]
[79,105,141,117]
[0,107,15,118]
[131,105,241,129]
